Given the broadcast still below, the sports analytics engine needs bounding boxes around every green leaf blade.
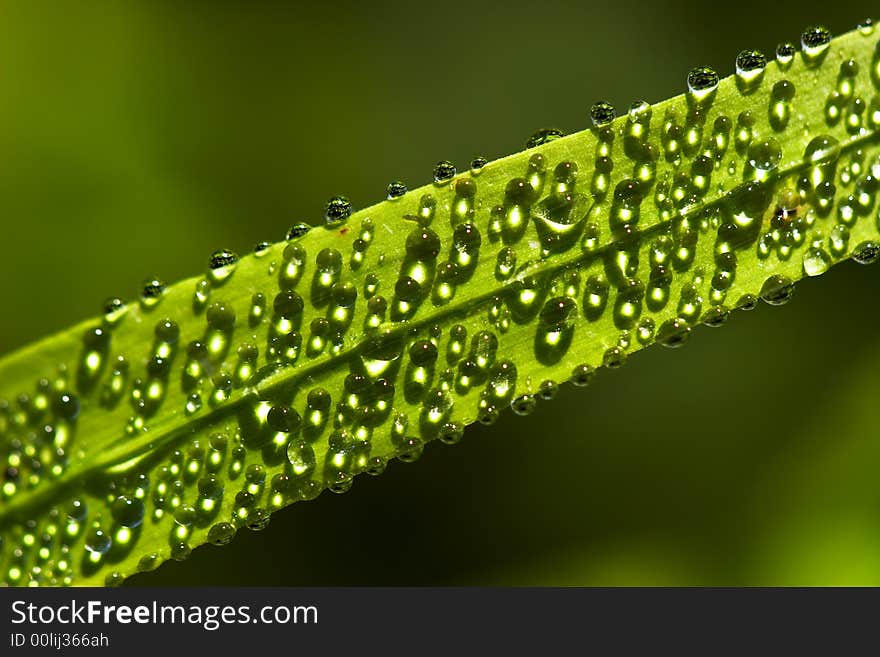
[1,24,879,586]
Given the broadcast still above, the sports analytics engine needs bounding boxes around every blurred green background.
[0,0,878,585]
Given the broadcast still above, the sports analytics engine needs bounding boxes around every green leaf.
[1,23,879,586]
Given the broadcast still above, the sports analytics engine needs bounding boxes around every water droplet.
[510,394,536,416]
[185,393,202,415]
[140,278,165,309]
[84,527,111,555]
[273,292,304,325]
[111,495,145,528]
[570,364,594,387]
[526,127,564,148]
[800,26,831,65]
[54,392,79,421]
[102,298,128,326]
[495,247,516,280]
[265,405,301,434]
[760,274,794,305]
[386,181,407,200]
[470,157,488,175]
[735,49,766,90]
[657,318,690,347]
[829,224,850,256]
[686,66,719,103]
[702,307,729,327]
[802,247,831,276]
[747,138,782,179]
[208,522,236,546]
[852,241,880,264]
[324,196,352,226]
[286,224,311,241]
[590,101,616,128]
[206,302,235,332]
[769,79,795,130]
[775,42,795,67]
[433,161,456,184]
[208,248,239,283]
[538,380,558,400]
[602,346,627,368]
[170,542,191,561]
[405,228,441,261]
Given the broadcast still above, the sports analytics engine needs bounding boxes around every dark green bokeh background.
[1,1,878,585]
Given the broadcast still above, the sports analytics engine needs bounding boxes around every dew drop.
[852,241,880,264]
[538,380,558,400]
[570,364,594,387]
[747,138,782,179]
[111,495,145,529]
[590,101,616,128]
[802,247,831,276]
[686,66,719,103]
[800,26,831,65]
[386,181,407,200]
[208,249,239,283]
[495,247,516,280]
[433,161,456,184]
[102,298,128,326]
[470,157,488,175]
[760,274,794,305]
[526,128,564,148]
[140,278,165,309]
[324,196,352,226]
[510,394,536,416]
[775,42,795,67]
[84,527,111,555]
[208,522,236,546]
[656,318,690,347]
[735,49,767,88]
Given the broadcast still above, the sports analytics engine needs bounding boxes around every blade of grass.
[1,23,879,586]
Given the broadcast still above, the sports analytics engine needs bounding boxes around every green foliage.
[1,23,879,586]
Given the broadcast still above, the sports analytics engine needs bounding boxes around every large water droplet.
[433,161,456,184]
[735,49,766,90]
[802,247,831,276]
[324,196,352,226]
[208,249,239,283]
[747,138,782,179]
[760,274,794,305]
[686,66,719,103]
[800,26,831,65]
[590,101,616,128]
